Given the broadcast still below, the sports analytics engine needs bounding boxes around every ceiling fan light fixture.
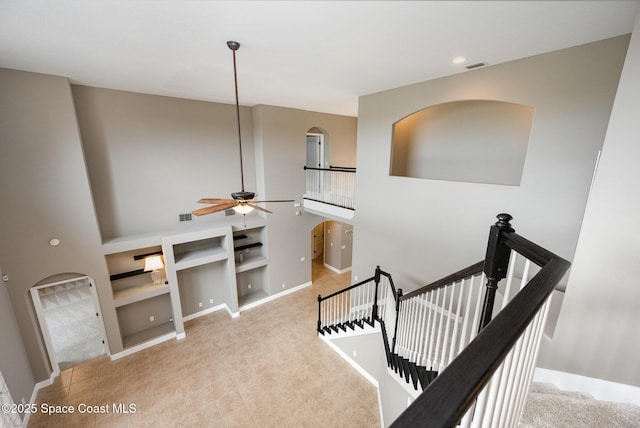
[233,204,254,215]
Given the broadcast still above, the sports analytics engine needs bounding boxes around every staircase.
[317,214,572,427]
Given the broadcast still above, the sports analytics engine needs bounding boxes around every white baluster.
[426,289,438,368]
[469,273,486,342]
[414,295,427,365]
[442,282,456,365]
[433,286,448,371]
[448,280,465,364]
[458,277,474,354]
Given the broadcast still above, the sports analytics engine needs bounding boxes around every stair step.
[416,366,429,390]
[400,358,411,383]
[407,361,420,390]
[393,354,404,374]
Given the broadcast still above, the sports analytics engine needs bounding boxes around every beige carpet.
[519,382,640,427]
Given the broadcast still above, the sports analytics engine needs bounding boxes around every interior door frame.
[306,132,325,169]
[30,275,110,375]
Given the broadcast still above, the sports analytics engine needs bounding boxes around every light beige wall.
[538,11,640,387]
[251,105,357,293]
[0,282,34,411]
[352,36,629,294]
[73,86,256,240]
[0,69,115,380]
[324,221,353,272]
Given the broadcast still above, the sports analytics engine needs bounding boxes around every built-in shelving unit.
[100,216,269,358]
[103,242,176,354]
[233,224,268,308]
[163,226,237,330]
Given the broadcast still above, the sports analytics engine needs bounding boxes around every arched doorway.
[310,220,353,284]
[31,275,109,374]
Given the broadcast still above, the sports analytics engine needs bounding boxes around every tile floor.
[27,259,381,427]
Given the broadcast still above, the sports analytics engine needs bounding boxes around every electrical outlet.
[209,299,213,304]
[248,284,252,289]
[300,256,305,262]
[149,315,155,322]
[282,283,286,288]
[198,302,203,308]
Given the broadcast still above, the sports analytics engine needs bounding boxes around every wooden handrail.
[400,260,485,301]
[318,275,376,301]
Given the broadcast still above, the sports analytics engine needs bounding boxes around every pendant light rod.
[228,40,244,193]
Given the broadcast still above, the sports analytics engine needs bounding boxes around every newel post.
[317,294,322,334]
[479,213,514,331]
[373,266,381,322]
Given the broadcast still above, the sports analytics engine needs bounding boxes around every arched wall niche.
[390,99,534,186]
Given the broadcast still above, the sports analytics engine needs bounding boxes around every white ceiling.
[0,1,637,117]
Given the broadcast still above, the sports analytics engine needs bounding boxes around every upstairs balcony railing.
[303,166,356,210]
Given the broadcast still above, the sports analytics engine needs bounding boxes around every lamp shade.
[144,255,164,272]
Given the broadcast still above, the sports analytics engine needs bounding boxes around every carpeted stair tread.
[528,382,594,400]
[519,382,640,428]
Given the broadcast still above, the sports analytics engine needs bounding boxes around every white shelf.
[102,233,163,255]
[113,282,170,308]
[235,255,268,273]
[121,322,175,349]
[173,246,228,271]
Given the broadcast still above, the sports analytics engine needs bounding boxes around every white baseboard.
[110,331,176,361]
[239,281,312,312]
[324,263,352,275]
[534,367,640,406]
[23,372,57,427]
[182,304,226,322]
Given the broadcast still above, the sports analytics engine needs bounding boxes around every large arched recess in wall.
[390,100,534,186]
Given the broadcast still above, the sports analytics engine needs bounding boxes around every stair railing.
[317,213,570,427]
[391,261,487,389]
[392,214,571,427]
[317,266,396,335]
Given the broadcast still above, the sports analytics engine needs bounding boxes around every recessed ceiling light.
[452,56,467,64]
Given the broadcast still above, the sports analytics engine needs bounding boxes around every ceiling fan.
[192,41,293,217]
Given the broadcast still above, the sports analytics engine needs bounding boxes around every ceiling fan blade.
[192,202,237,216]
[247,203,273,214]
[197,198,235,204]
[252,200,295,203]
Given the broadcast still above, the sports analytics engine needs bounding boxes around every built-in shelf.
[235,255,268,273]
[173,246,228,271]
[121,322,175,349]
[234,242,263,252]
[102,233,163,255]
[113,282,170,308]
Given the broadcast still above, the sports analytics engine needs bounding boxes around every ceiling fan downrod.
[227,40,245,194]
